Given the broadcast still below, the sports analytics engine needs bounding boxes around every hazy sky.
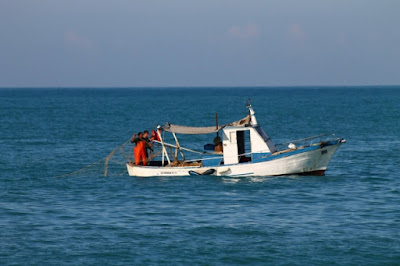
[1,0,399,87]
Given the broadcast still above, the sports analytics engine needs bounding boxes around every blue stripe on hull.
[250,139,341,164]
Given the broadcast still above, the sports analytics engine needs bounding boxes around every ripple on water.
[2,88,400,264]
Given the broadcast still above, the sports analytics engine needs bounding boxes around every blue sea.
[1,87,400,265]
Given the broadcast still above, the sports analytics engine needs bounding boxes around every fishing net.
[54,138,134,178]
[104,140,166,176]
[54,133,202,178]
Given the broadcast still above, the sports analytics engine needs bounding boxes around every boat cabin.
[221,125,276,165]
[152,103,277,167]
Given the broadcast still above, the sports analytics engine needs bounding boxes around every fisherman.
[131,132,147,166]
[142,130,153,158]
[131,131,143,144]
[213,135,223,152]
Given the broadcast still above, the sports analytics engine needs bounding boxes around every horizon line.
[1,84,400,90]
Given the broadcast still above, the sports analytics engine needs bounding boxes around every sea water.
[1,87,400,265]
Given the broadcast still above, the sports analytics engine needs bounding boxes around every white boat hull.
[126,142,343,177]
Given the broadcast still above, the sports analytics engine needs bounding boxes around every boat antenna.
[246,98,251,108]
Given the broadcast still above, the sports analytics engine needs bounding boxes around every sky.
[0,0,399,87]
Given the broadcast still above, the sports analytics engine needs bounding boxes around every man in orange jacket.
[131,132,147,166]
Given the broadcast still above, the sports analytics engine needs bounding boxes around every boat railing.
[182,151,252,166]
[274,133,338,151]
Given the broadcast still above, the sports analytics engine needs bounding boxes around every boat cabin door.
[222,128,251,165]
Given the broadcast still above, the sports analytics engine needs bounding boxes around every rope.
[149,149,162,161]
[53,157,105,178]
[120,146,131,161]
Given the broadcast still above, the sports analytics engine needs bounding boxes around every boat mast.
[246,99,258,126]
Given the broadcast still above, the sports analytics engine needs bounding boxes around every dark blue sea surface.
[1,87,400,265]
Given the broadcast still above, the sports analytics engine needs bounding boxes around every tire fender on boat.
[189,169,215,176]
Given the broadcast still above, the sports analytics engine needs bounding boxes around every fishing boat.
[126,101,345,177]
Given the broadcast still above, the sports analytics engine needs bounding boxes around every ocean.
[1,87,399,265]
